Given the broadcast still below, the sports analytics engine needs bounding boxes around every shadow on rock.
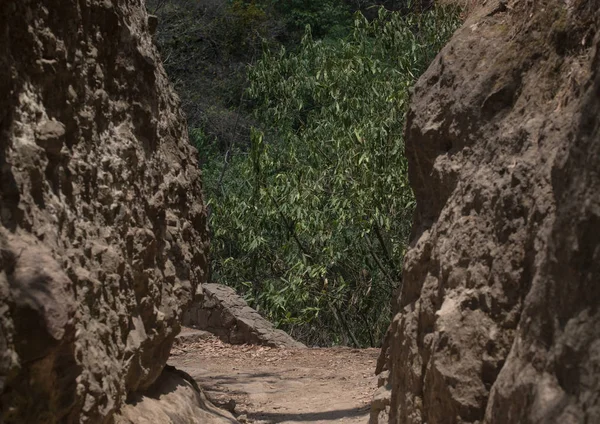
[115,367,239,424]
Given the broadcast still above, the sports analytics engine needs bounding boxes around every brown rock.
[184,284,306,348]
[35,120,66,155]
[173,327,213,345]
[379,1,600,423]
[114,367,239,424]
[0,0,209,422]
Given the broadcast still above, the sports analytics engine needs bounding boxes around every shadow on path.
[249,405,370,422]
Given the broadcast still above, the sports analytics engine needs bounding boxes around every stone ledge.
[183,284,305,349]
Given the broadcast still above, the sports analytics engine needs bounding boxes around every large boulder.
[0,0,209,422]
[377,1,599,423]
[184,283,306,348]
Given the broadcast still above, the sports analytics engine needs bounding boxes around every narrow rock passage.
[169,332,378,423]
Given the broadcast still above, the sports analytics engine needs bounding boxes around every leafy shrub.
[266,0,353,39]
[207,5,461,346]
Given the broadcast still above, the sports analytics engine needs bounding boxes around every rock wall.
[378,0,600,423]
[184,284,306,348]
[0,1,209,422]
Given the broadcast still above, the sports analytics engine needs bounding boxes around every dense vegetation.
[148,0,460,346]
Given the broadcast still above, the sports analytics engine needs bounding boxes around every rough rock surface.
[184,284,306,348]
[174,327,213,345]
[377,0,600,423]
[114,366,238,424]
[0,0,210,422]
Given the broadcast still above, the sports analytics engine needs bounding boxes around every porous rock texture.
[0,0,211,422]
[184,283,306,348]
[115,367,238,424]
[376,0,600,423]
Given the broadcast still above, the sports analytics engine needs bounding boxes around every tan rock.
[184,283,306,348]
[115,367,239,424]
[0,0,209,422]
[379,1,600,422]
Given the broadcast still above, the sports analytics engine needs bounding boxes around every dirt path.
[169,335,379,424]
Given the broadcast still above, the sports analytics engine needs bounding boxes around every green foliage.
[146,0,280,149]
[222,1,270,56]
[149,0,461,347]
[207,5,461,346]
[266,0,353,39]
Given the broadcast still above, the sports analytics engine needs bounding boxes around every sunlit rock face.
[377,1,600,423]
[0,1,208,422]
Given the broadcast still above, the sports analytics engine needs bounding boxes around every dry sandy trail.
[169,334,379,423]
